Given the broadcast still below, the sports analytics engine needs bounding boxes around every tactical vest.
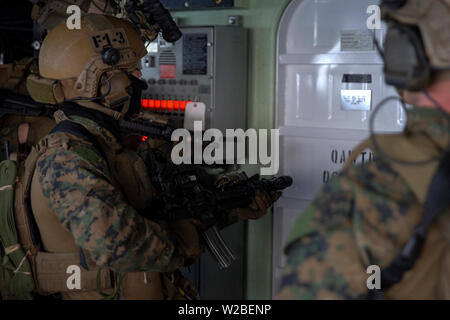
[0,56,195,298]
[14,117,187,300]
[1,60,177,299]
[342,133,450,300]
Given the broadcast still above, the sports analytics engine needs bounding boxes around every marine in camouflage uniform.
[278,0,450,300]
[278,108,450,300]
[17,14,198,299]
[33,112,184,273]
[22,13,276,300]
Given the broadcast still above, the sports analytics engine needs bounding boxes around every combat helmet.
[27,13,147,120]
[380,0,450,90]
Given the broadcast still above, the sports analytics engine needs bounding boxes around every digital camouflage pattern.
[277,108,450,300]
[35,114,184,273]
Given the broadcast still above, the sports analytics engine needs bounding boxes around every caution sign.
[322,148,375,183]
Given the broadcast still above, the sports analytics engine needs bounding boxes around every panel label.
[341,89,372,111]
[183,33,208,75]
[340,30,374,51]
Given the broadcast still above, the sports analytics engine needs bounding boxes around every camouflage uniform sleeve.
[36,144,185,273]
[277,169,370,300]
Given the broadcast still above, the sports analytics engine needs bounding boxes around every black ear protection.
[101,47,121,66]
[98,45,147,117]
[379,0,432,91]
[382,0,407,10]
[382,23,431,91]
[96,47,122,105]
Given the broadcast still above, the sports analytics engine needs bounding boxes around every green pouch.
[0,160,35,299]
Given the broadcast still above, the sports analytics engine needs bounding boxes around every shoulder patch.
[72,144,104,167]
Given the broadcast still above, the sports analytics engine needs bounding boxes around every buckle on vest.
[36,138,48,152]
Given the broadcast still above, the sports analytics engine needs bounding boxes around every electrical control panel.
[140,26,248,132]
[139,26,248,299]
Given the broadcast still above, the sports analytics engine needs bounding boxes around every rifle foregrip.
[268,176,293,192]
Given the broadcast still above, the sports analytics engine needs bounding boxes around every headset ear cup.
[383,23,431,91]
[52,81,65,103]
[381,0,407,10]
[406,26,432,91]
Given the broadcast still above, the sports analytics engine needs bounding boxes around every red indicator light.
[168,100,174,110]
[149,99,155,109]
[155,100,161,109]
[141,99,148,108]
[180,101,187,111]
[174,100,180,111]
[161,100,167,110]
[142,136,149,142]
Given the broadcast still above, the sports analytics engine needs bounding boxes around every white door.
[273,0,406,297]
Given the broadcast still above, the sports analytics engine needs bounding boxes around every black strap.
[370,151,450,299]
[58,102,122,141]
[50,120,106,160]
[78,248,89,271]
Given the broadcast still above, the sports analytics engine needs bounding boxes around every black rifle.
[1,91,294,269]
[144,149,293,269]
[0,90,57,118]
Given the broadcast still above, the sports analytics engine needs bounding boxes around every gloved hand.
[236,189,282,220]
[168,219,201,264]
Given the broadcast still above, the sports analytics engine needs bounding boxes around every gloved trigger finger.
[254,195,269,212]
[271,191,282,202]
